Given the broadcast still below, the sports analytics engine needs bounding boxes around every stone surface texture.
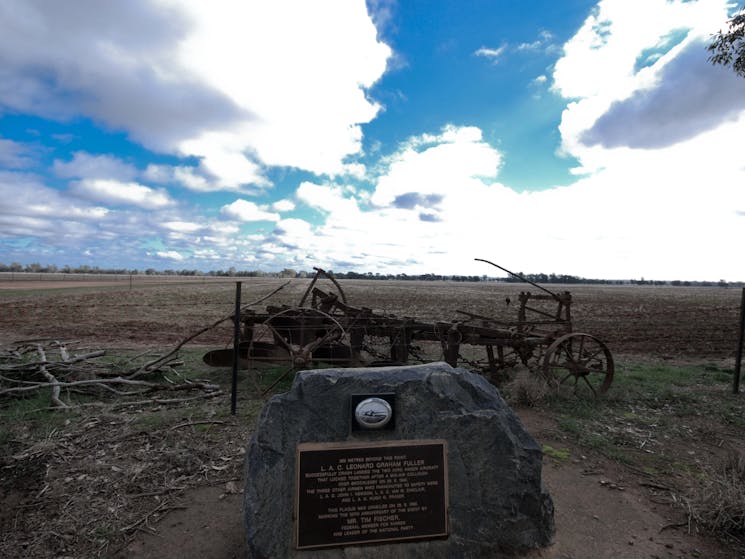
[244,362,554,558]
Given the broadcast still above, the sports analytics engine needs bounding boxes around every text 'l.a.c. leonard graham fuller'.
[294,440,449,550]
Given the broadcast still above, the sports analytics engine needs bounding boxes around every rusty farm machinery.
[203,260,614,397]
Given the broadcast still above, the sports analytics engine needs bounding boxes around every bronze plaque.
[295,439,449,550]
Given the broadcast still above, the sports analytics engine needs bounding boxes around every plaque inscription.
[295,439,448,550]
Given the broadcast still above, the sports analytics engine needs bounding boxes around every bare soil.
[1,279,743,558]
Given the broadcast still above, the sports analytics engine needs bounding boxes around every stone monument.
[244,361,554,558]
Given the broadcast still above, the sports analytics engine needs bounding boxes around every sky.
[0,0,744,281]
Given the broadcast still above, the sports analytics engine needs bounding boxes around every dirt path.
[117,409,733,559]
[520,409,730,559]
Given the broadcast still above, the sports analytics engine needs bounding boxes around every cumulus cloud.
[70,179,174,209]
[370,125,501,208]
[175,0,391,177]
[220,199,280,222]
[0,0,391,188]
[581,40,745,149]
[156,250,185,261]
[0,138,36,168]
[54,152,138,180]
[0,171,109,241]
[0,1,246,149]
[272,199,296,212]
[552,0,736,169]
[142,162,259,193]
[296,182,362,221]
[162,221,203,234]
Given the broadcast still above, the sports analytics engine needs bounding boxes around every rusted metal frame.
[485,345,497,373]
[455,310,518,327]
[445,325,461,367]
[298,271,322,308]
[554,291,572,324]
[214,274,597,396]
[390,322,411,363]
[522,293,563,301]
[298,267,348,308]
[521,304,568,322]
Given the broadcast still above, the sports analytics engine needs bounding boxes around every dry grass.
[688,450,745,541]
[503,366,549,407]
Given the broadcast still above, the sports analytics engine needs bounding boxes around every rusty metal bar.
[522,304,565,321]
[734,287,745,394]
[475,258,560,300]
[231,281,241,414]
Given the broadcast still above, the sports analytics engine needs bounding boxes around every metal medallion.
[354,397,392,429]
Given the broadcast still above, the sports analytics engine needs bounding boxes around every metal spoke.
[581,374,598,398]
[543,333,615,397]
[261,365,297,398]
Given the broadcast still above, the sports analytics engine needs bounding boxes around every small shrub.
[506,368,548,407]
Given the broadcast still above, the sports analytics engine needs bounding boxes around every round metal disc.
[354,397,393,429]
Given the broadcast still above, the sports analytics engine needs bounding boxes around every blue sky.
[0,0,743,280]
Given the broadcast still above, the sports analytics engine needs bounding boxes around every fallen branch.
[37,344,68,409]
[168,420,228,431]
[0,376,220,397]
[119,500,187,534]
[109,391,223,409]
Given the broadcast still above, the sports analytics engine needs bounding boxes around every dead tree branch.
[36,344,68,409]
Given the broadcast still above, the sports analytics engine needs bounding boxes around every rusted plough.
[204,263,614,397]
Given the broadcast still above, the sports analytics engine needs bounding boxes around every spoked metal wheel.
[259,307,347,397]
[542,333,614,397]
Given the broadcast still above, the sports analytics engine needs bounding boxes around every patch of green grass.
[557,416,583,436]
[544,395,600,419]
[542,360,745,478]
[542,445,570,461]
[0,428,12,448]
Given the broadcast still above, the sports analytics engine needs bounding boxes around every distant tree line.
[0,262,740,287]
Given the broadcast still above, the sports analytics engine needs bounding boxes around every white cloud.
[474,45,506,62]
[297,182,361,216]
[143,164,208,190]
[370,125,502,208]
[552,0,737,171]
[516,30,556,52]
[0,171,110,240]
[272,199,296,212]
[580,40,745,149]
[54,152,138,180]
[162,221,203,233]
[156,250,185,261]
[0,1,244,149]
[0,138,36,168]
[0,0,391,187]
[532,75,548,86]
[70,179,174,209]
[220,199,280,222]
[173,0,391,177]
[267,93,745,280]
